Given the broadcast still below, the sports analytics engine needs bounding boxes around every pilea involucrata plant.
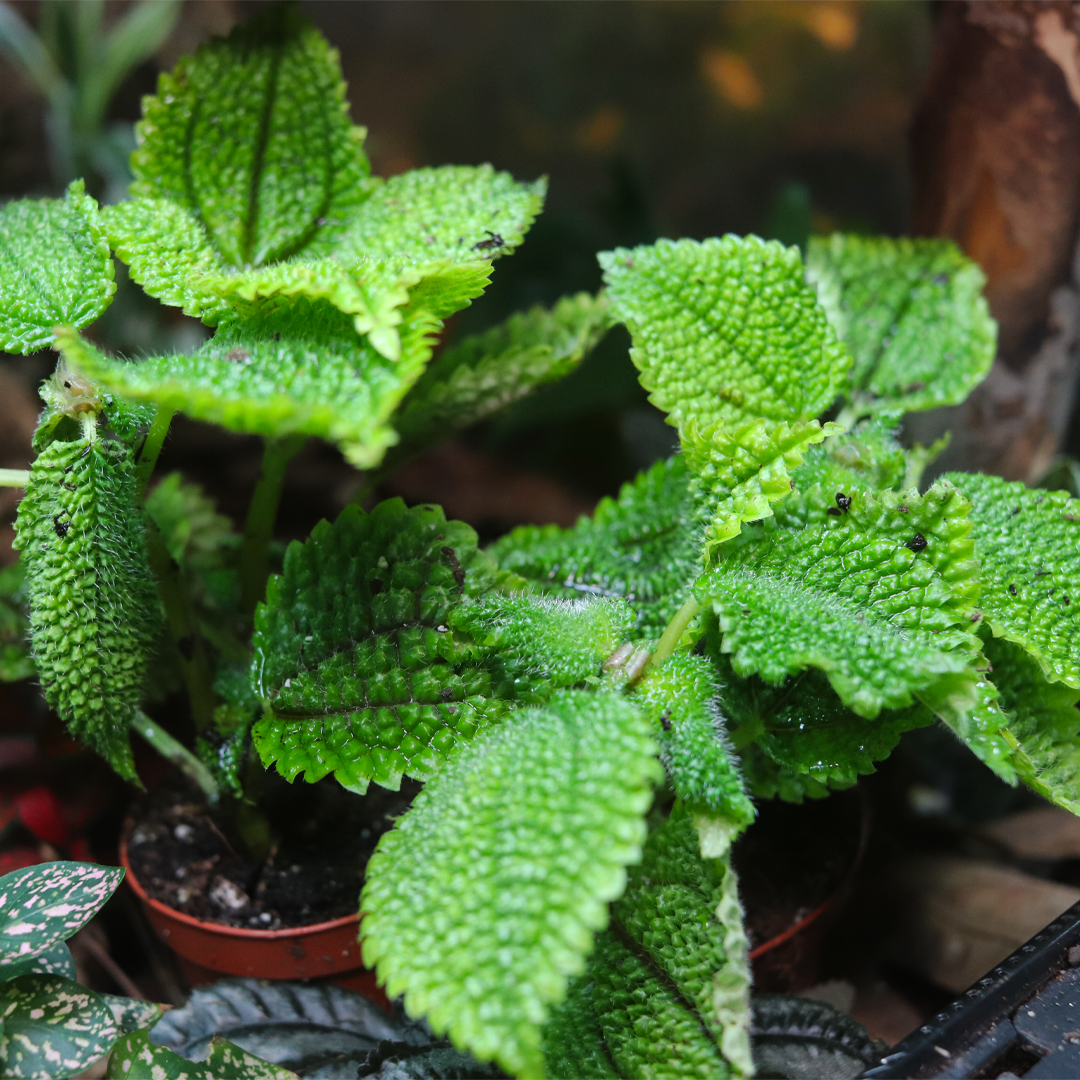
[1,7,1076,1080]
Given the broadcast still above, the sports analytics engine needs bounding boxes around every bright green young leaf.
[386,292,612,469]
[361,689,661,1079]
[13,435,160,780]
[0,181,114,354]
[0,975,117,1079]
[789,416,908,496]
[0,942,75,983]
[695,482,980,719]
[944,472,1080,688]
[599,236,851,431]
[683,416,840,550]
[106,1029,297,1080]
[58,303,440,470]
[0,863,122,971]
[634,654,754,842]
[129,5,373,270]
[251,500,518,794]
[492,455,709,637]
[0,563,33,683]
[806,234,996,414]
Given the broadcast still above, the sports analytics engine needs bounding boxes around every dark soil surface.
[125,776,421,930]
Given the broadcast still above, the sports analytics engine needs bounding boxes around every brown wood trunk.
[905,1,1080,481]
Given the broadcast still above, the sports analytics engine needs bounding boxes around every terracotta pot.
[119,835,388,1008]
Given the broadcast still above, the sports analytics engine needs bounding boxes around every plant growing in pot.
[6,6,1080,1079]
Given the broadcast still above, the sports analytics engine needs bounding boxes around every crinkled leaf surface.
[107,1029,296,1079]
[599,236,851,430]
[541,975,619,1079]
[360,689,661,1079]
[806,234,995,414]
[12,436,159,780]
[695,483,980,719]
[944,472,1080,688]
[251,500,517,793]
[0,863,121,970]
[0,974,117,1079]
[388,292,611,468]
[0,181,114,354]
[634,654,754,836]
[492,456,708,637]
[0,563,33,684]
[790,416,908,496]
[58,303,439,469]
[683,417,839,550]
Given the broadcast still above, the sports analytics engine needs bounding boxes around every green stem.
[135,405,174,494]
[131,710,219,803]
[240,434,305,621]
[646,596,702,673]
[0,470,30,488]
[834,405,858,431]
[145,520,216,731]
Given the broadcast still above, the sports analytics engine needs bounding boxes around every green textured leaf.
[453,595,635,689]
[58,302,440,469]
[492,456,709,637]
[541,976,619,1079]
[0,943,74,984]
[12,435,160,780]
[944,472,1080,688]
[789,416,908,496]
[634,654,754,840]
[97,994,162,1036]
[128,5,373,270]
[146,473,237,572]
[360,689,662,1078]
[695,482,980,719]
[0,562,33,683]
[251,500,516,793]
[0,975,117,1079]
[0,863,122,971]
[388,292,611,468]
[106,1029,297,1079]
[0,181,114,355]
[682,416,840,550]
[806,234,996,414]
[599,236,851,431]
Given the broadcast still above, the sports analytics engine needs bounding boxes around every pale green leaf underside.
[696,483,980,718]
[0,181,115,354]
[944,472,1080,689]
[57,305,438,469]
[599,235,851,430]
[361,689,661,1079]
[251,500,510,793]
[683,417,839,550]
[492,455,709,637]
[807,234,995,414]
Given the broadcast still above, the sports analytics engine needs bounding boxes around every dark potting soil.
[126,776,421,930]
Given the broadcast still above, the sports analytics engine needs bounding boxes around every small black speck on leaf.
[835,492,851,512]
[1008,584,1017,596]
[905,533,927,552]
[52,515,69,538]
[1035,567,1050,577]
[970,612,982,623]
[472,229,506,252]
[1010,506,1022,518]
[826,507,842,517]
[1066,595,1072,605]
[898,504,909,513]
[660,713,672,732]
[439,687,453,701]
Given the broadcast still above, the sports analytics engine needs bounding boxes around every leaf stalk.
[131,710,218,803]
[134,405,174,494]
[0,469,30,488]
[646,595,702,673]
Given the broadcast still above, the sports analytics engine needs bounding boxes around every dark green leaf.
[0,562,33,683]
[0,943,74,983]
[97,994,162,1036]
[106,1029,297,1079]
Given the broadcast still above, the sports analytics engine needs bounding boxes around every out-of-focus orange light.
[701,49,765,110]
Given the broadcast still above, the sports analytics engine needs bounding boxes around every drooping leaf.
[944,472,1080,688]
[0,181,115,355]
[251,500,519,794]
[0,975,117,1079]
[58,302,440,470]
[128,5,373,271]
[634,654,754,842]
[360,689,661,1078]
[682,416,840,550]
[695,482,981,719]
[98,993,162,1036]
[492,455,709,637]
[386,292,612,469]
[0,563,33,683]
[806,234,996,414]
[12,435,160,780]
[106,1029,297,1079]
[0,942,75,983]
[0,863,122,971]
[599,236,851,431]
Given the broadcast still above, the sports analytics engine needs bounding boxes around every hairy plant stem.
[144,520,216,731]
[134,405,174,494]
[131,710,219,803]
[646,596,702,673]
[240,434,305,622]
[0,469,30,487]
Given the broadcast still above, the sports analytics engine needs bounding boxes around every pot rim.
[118,831,360,942]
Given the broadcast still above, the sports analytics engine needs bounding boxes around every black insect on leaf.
[835,492,851,512]
[905,533,928,553]
[472,229,506,253]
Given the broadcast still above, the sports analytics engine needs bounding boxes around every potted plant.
[4,6,1080,1079]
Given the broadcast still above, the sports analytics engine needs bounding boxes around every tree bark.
[906,1,1080,481]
